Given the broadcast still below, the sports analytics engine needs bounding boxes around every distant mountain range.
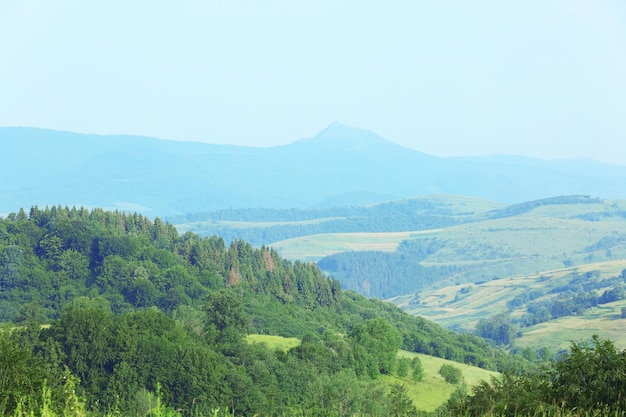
[2,123,626,217]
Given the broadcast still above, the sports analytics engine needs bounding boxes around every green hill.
[306,196,626,297]
[0,205,531,416]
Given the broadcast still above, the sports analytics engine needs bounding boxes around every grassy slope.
[245,334,301,352]
[390,350,499,412]
[172,194,501,259]
[400,259,626,350]
[270,230,440,262]
[514,299,626,352]
[262,199,626,351]
[246,334,498,413]
[183,198,626,353]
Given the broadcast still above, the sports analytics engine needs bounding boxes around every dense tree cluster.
[449,336,626,416]
[0,206,340,324]
[1,302,411,416]
[489,195,602,219]
[318,239,455,298]
[0,205,535,415]
[168,199,465,247]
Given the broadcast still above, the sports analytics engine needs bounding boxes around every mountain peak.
[295,122,396,153]
[315,121,380,141]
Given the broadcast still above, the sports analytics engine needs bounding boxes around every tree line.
[0,205,536,415]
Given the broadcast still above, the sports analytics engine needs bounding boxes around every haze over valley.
[3,1,626,415]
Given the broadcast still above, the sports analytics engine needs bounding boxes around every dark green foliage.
[550,335,626,410]
[439,364,464,384]
[203,288,249,347]
[599,285,625,304]
[451,336,626,416]
[349,317,402,376]
[387,383,418,417]
[0,205,539,415]
[317,239,453,298]
[449,372,547,417]
[0,332,50,415]
[474,312,516,346]
[490,195,602,219]
[511,270,626,328]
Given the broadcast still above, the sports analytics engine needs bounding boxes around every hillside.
[3,125,626,216]
[171,194,502,249]
[246,196,626,352]
[294,196,626,298]
[0,205,534,415]
[399,260,626,335]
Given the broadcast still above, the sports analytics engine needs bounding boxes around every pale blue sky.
[1,1,625,164]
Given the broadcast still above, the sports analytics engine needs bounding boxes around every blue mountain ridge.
[1,123,625,217]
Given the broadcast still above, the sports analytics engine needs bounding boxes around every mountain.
[2,124,626,216]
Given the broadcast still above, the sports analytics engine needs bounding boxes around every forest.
[2,206,626,416]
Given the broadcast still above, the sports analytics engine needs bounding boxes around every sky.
[1,1,625,165]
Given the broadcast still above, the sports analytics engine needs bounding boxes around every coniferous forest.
[2,206,626,416]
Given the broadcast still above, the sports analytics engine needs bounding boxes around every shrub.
[439,364,463,385]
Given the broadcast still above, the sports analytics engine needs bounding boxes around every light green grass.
[401,260,626,350]
[515,300,626,352]
[247,334,498,413]
[245,334,301,352]
[386,350,499,412]
[270,229,441,261]
[175,217,345,234]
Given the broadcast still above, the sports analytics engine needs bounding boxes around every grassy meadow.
[246,333,498,413]
[245,334,301,352]
[270,229,440,262]
[390,350,499,412]
[401,259,626,350]
[177,197,626,366]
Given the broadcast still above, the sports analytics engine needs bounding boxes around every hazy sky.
[1,1,625,164]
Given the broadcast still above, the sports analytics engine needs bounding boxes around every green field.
[399,259,626,350]
[185,197,626,354]
[390,350,499,412]
[245,334,301,352]
[246,334,498,413]
[514,299,626,352]
[270,229,440,262]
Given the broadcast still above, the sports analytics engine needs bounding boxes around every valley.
[3,128,626,415]
[174,195,626,352]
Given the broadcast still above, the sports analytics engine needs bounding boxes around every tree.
[203,288,249,348]
[411,357,424,382]
[0,332,51,415]
[396,357,410,378]
[550,335,626,410]
[474,312,516,345]
[349,317,402,376]
[439,364,463,384]
[387,383,417,417]
[0,245,23,290]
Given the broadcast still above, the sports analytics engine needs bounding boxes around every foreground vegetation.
[1,205,537,415]
[4,331,626,416]
[4,205,626,416]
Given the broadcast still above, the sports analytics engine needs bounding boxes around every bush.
[396,358,410,378]
[411,357,424,382]
[439,364,463,384]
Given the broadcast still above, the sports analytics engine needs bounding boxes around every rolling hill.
[3,123,626,217]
